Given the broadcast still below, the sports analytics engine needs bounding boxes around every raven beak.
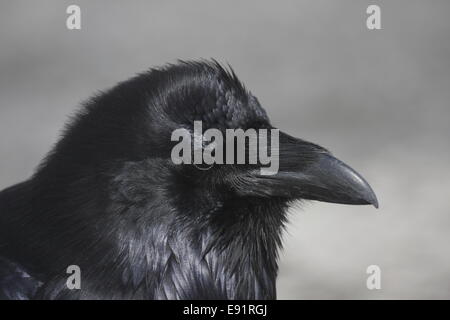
[285,152,379,208]
[234,131,378,208]
[249,144,378,207]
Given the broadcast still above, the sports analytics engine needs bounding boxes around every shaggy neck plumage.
[107,161,289,299]
[7,159,289,299]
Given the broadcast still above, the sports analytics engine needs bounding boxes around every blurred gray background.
[1,0,449,299]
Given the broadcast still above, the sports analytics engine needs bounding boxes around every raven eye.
[192,132,215,170]
[193,162,214,171]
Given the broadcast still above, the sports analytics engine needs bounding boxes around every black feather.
[0,60,285,299]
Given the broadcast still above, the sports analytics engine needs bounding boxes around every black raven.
[0,60,377,300]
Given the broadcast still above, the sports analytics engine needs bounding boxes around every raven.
[0,60,377,300]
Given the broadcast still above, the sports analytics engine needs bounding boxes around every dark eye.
[192,133,215,170]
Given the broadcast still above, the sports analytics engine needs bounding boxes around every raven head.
[142,61,378,210]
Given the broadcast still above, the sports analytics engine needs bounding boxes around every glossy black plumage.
[0,60,377,300]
